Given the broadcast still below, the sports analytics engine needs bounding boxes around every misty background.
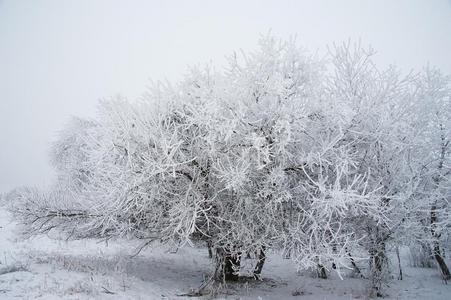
[1,0,451,193]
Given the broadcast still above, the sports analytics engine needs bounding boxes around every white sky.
[1,0,451,193]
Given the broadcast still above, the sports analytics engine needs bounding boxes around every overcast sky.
[1,0,451,193]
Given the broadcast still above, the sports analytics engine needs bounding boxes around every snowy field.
[0,206,449,300]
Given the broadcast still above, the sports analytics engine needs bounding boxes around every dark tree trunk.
[396,246,403,280]
[317,264,327,279]
[331,242,337,269]
[347,249,364,278]
[431,203,451,281]
[213,247,241,282]
[429,130,450,281]
[253,246,266,279]
[369,242,386,297]
[207,240,213,258]
[432,242,451,281]
[374,249,385,273]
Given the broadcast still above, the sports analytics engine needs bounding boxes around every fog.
[1,0,451,193]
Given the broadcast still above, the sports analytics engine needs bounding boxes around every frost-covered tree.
[50,117,98,193]
[7,36,451,295]
[404,67,451,280]
[325,41,422,295]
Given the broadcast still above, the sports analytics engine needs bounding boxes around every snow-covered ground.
[0,206,449,299]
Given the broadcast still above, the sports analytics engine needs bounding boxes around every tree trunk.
[396,246,402,280]
[213,247,241,282]
[432,242,451,281]
[369,242,386,297]
[431,203,451,281]
[429,132,450,281]
[347,249,364,278]
[207,240,213,258]
[317,264,327,279]
[253,246,266,279]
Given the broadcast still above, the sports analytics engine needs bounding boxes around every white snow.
[0,206,449,299]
